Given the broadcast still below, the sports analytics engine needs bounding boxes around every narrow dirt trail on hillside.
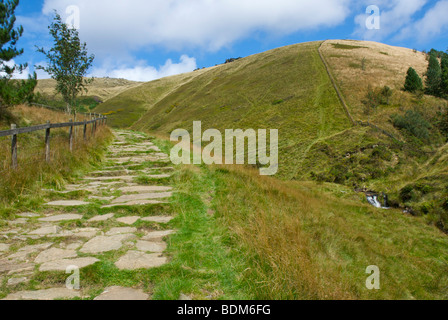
[0,131,176,300]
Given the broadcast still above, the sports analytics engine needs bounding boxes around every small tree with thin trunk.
[36,11,94,115]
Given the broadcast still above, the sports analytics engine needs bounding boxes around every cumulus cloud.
[42,0,351,55]
[353,0,427,41]
[89,55,197,82]
[396,0,448,42]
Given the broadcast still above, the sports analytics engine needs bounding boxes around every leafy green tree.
[36,11,94,115]
[404,67,423,93]
[441,54,448,97]
[0,0,37,108]
[425,53,442,96]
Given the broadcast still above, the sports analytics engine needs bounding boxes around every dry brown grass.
[321,40,435,119]
[36,78,143,102]
[211,163,448,300]
[0,105,112,208]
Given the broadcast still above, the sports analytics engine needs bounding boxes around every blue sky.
[11,0,448,81]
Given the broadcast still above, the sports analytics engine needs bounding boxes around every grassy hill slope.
[130,41,352,178]
[98,40,448,227]
[36,77,142,103]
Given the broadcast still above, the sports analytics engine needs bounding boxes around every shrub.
[391,110,431,141]
[400,185,415,202]
[404,67,423,93]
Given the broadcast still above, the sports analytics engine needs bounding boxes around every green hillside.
[60,40,448,298]
[97,40,448,230]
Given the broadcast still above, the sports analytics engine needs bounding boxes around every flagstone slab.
[106,227,137,236]
[88,213,115,222]
[39,214,83,222]
[0,244,9,252]
[93,286,149,300]
[141,230,176,242]
[39,257,99,272]
[115,251,167,270]
[35,248,78,264]
[101,200,165,208]
[112,192,172,204]
[116,216,140,225]
[9,218,28,225]
[7,277,28,286]
[80,234,135,254]
[45,200,89,207]
[83,176,135,182]
[118,186,172,194]
[0,260,34,274]
[141,216,174,224]
[28,226,61,236]
[2,288,83,300]
[17,212,40,218]
[136,241,167,253]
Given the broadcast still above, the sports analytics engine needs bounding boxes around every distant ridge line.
[318,41,356,126]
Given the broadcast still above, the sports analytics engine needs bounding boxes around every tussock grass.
[0,105,113,216]
[210,164,448,299]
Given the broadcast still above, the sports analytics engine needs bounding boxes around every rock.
[93,286,149,300]
[45,200,89,207]
[6,243,53,262]
[141,230,175,242]
[136,241,167,253]
[39,214,83,222]
[17,212,40,218]
[102,200,165,208]
[35,248,78,264]
[39,257,99,272]
[115,251,167,270]
[118,186,172,193]
[141,216,174,224]
[179,294,192,301]
[80,234,135,254]
[3,288,83,300]
[116,216,140,225]
[111,192,172,204]
[88,213,114,222]
[28,226,61,236]
[9,218,28,225]
[7,277,28,286]
[0,244,9,252]
[105,227,137,236]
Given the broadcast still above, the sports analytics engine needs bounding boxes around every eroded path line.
[0,130,176,300]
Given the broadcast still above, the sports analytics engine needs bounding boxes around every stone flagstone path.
[0,131,176,300]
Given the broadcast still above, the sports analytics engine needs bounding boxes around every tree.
[0,0,37,108]
[36,11,94,115]
[425,53,442,96]
[441,54,448,97]
[404,67,423,93]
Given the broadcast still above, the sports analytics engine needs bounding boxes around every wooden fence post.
[83,120,87,141]
[11,124,17,169]
[91,117,95,136]
[69,119,74,152]
[45,121,51,162]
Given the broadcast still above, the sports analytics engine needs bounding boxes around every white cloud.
[42,0,351,55]
[89,55,197,82]
[353,0,428,41]
[396,0,448,42]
